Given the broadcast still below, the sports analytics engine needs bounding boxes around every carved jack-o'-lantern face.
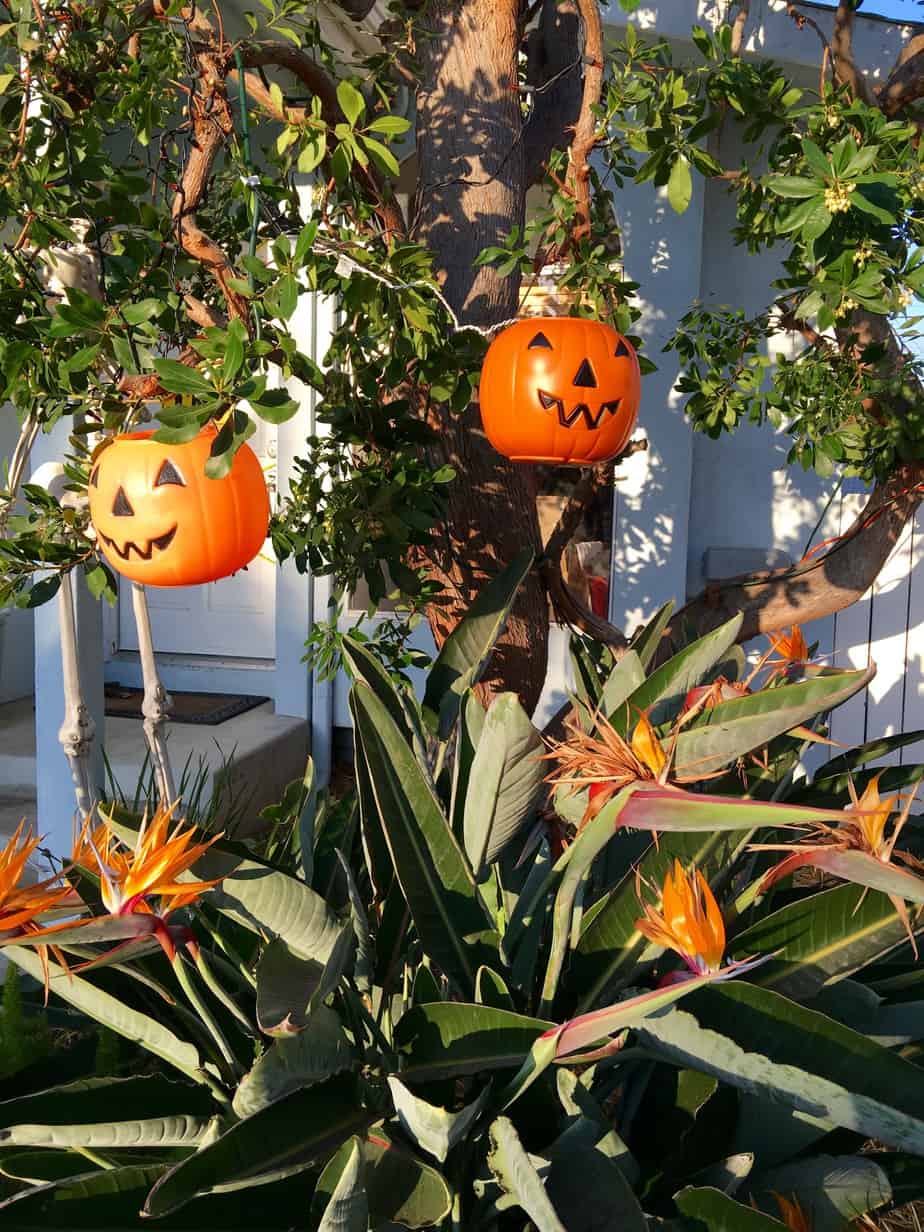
[478,317,641,465]
[88,427,270,587]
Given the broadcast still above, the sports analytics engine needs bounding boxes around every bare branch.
[564,0,604,246]
[183,293,228,330]
[670,461,924,646]
[523,0,583,187]
[831,0,874,103]
[730,0,751,57]
[880,45,924,117]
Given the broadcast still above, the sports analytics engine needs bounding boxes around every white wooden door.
[118,417,277,660]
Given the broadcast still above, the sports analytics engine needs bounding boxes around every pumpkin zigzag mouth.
[537,390,623,430]
[98,525,177,562]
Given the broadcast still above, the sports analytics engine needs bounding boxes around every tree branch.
[233,44,407,239]
[730,0,751,57]
[564,0,604,246]
[670,461,924,646]
[831,0,873,103]
[523,0,583,188]
[879,45,924,117]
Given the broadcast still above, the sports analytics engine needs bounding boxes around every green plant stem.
[192,946,258,1037]
[233,46,262,341]
[171,952,242,1082]
[343,979,396,1067]
[72,1146,114,1170]
[197,913,257,989]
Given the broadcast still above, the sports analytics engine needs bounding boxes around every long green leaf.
[395,1002,552,1082]
[350,682,495,996]
[255,928,354,1035]
[0,1114,211,1150]
[233,1005,354,1118]
[387,1076,489,1162]
[745,1154,892,1232]
[814,729,924,779]
[487,1117,565,1232]
[628,599,676,671]
[0,1075,212,1130]
[5,948,210,1088]
[144,1074,371,1217]
[636,981,924,1151]
[734,883,923,999]
[463,693,545,874]
[618,613,743,730]
[317,1138,368,1232]
[672,665,875,780]
[423,549,534,739]
[600,650,646,718]
[675,1186,788,1232]
[313,1130,452,1230]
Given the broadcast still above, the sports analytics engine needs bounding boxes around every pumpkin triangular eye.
[573,358,597,388]
[528,331,553,349]
[155,459,185,488]
[614,339,630,358]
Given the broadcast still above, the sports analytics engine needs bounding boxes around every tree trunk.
[413,0,549,713]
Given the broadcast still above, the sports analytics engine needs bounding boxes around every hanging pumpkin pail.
[478,315,641,466]
[88,427,269,587]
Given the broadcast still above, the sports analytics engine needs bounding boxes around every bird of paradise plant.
[756,774,924,948]
[544,707,670,827]
[636,858,727,975]
[0,821,71,938]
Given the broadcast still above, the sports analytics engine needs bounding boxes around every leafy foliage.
[3,575,924,1226]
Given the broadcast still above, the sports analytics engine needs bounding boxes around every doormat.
[104,684,270,727]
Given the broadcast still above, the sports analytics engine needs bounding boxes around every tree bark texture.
[413,0,549,713]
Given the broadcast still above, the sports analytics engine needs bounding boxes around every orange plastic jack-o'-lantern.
[88,427,269,587]
[479,317,641,465]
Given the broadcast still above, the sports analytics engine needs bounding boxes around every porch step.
[0,698,309,835]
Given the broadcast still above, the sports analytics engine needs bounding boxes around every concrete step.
[0,697,309,835]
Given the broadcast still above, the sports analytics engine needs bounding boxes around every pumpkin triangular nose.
[112,486,134,517]
[573,358,597,388]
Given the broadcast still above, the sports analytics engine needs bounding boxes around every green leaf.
[144,1074,370,1217]
[423,549,534,739]
[298,133,327,174]
[851,189,896,224]
[387,1076,490,1162]
[395,1002,552,1082]
[487,1117,565,1232]
[462,693,545,875]
[734,884,922,999]
[0,1112,211,1150]
[628,599,675,670]
[668,155,693,214]
[121,298,162,325]
[255,929,354,1035]
[350,682,496,996]
[248,387,300,424]
[317,1138,368,1232]
[5,948,209,1088]
[766,175,822,198]
[671,665,875,779]
[152,358,213,396]
[313,1130,452,1229]
[207,855,343,963]
[636,981,924,1152]
[601,650,647,719]
[336,79,365,127]
[366,115,411,136]
[233,1005,354,1118]
[619,613,743,731]
[361,135,400,177]
[222,319,246,384]
[675,1187,787,1232]
[0,1075,213,1132]
[745,1154,892,1232]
